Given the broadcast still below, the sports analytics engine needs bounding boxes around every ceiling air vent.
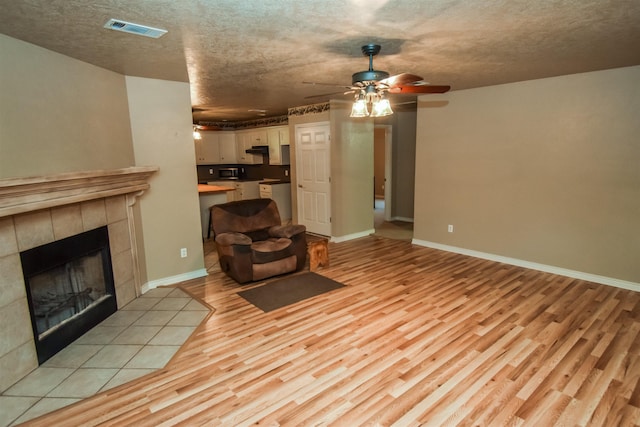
[103,19,167,38]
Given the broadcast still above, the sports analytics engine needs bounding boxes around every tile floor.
[0,286,210,426]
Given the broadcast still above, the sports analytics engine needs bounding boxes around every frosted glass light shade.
[370,98,393,117]
[350,99,369,117]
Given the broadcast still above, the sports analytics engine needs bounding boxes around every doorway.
[374,125,392,223]
[373,124,413,240]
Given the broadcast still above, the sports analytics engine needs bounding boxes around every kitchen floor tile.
[42,344,103,368]
[132,310,178,326]
[47,368,118,398]
[73,325,126,345]
[167,288,189,298]
[100,368,155,392]
[148,326,196,346]
[82,345,142,369]
[3,367,75,397]
[12,397,80,425]
[0,396,39,427]
[167,310,208,327]
[140,288,175,298]
[120,297,162,311]
[99,310,146,327]
[124,346,180,369]
[152,298,190,311]
[183,299,209,311]
[111,326,163,345]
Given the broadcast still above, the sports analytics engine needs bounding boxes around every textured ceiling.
[1,0,639,122]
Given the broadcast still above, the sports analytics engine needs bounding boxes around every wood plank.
[23,237,640,426]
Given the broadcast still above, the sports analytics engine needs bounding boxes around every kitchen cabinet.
[266,126,291,165]
[260,182,292,221]
[208,180,260,201]
[234,180,260,201]
[195,132,221,164]
[235,130,265,164]
[195,131,238,165]
[217,131,237,163]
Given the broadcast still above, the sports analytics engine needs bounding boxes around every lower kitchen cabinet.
[259,182,291,221]
[234,181,260,200]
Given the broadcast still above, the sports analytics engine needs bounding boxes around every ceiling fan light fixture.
[350,92,369,117]
[193,125,202,140]
[351,87,393,118]
[371,97,393,117]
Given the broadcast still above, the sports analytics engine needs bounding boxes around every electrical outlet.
[208,168,214,174]
[285,169,289,177]
[448,225,454,233]
[180,248,187,258]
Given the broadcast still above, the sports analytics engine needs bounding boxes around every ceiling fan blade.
[388,85,451,94]
[303,81,352,89]
[378,73,424,87]
[304,90,354,99]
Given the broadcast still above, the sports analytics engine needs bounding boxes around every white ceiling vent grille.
[103,19,167,38]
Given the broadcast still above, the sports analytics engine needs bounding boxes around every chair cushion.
[251,238,293,264]
[244,228,271,242]
[211,199,281,237]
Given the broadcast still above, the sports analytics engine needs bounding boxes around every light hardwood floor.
[23,236,640,426]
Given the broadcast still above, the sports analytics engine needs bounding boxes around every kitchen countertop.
[197,184,235,194]
[201,179,264,184]
[258,180,291,185]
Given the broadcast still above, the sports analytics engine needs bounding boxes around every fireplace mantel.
[0,166,159,218]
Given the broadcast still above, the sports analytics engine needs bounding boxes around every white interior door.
[295,122,331,236]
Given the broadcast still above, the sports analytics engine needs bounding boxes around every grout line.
[1,291,211,425]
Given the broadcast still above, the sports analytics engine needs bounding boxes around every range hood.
[245,145,269,155]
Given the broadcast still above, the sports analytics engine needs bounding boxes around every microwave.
[218,167,240,179]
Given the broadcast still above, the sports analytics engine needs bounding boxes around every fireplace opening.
[20,226,117,364]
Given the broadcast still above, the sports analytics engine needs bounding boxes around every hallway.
[372,198,413,241]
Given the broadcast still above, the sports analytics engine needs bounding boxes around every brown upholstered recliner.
[210,198,307,283]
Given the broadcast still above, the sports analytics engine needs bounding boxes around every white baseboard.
[141,268,208,293]
[391,216,414,223]
[331,229,375,243]
[412,239,640,292]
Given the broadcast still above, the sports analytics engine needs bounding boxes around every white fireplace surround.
[0,166,158,392]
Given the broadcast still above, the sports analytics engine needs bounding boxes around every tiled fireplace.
[0,167,157,392]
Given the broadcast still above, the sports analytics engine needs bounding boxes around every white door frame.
[375,124,393,222]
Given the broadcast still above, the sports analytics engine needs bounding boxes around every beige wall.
[389,110,417,220]
[287,102,374,239]
[0,34,205,287]
[0,34,134,178]
[330,100,374,239]
[125,76,205,284]
[376,109,418,220]
[415,66,640,283]
[374,128,385,197]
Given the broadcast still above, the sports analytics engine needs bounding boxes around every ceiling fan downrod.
[352,44,390,85]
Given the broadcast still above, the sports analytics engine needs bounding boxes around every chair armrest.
[215,232,252,246]
[268,224,306,239]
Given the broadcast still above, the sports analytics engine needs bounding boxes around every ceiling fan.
[304,44,450,117]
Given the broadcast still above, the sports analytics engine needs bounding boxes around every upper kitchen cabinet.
[195,131,237,165]
[218,131,237,164]
[236,130,266,164]
[195,131,221,164]
[266,126,290,165]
